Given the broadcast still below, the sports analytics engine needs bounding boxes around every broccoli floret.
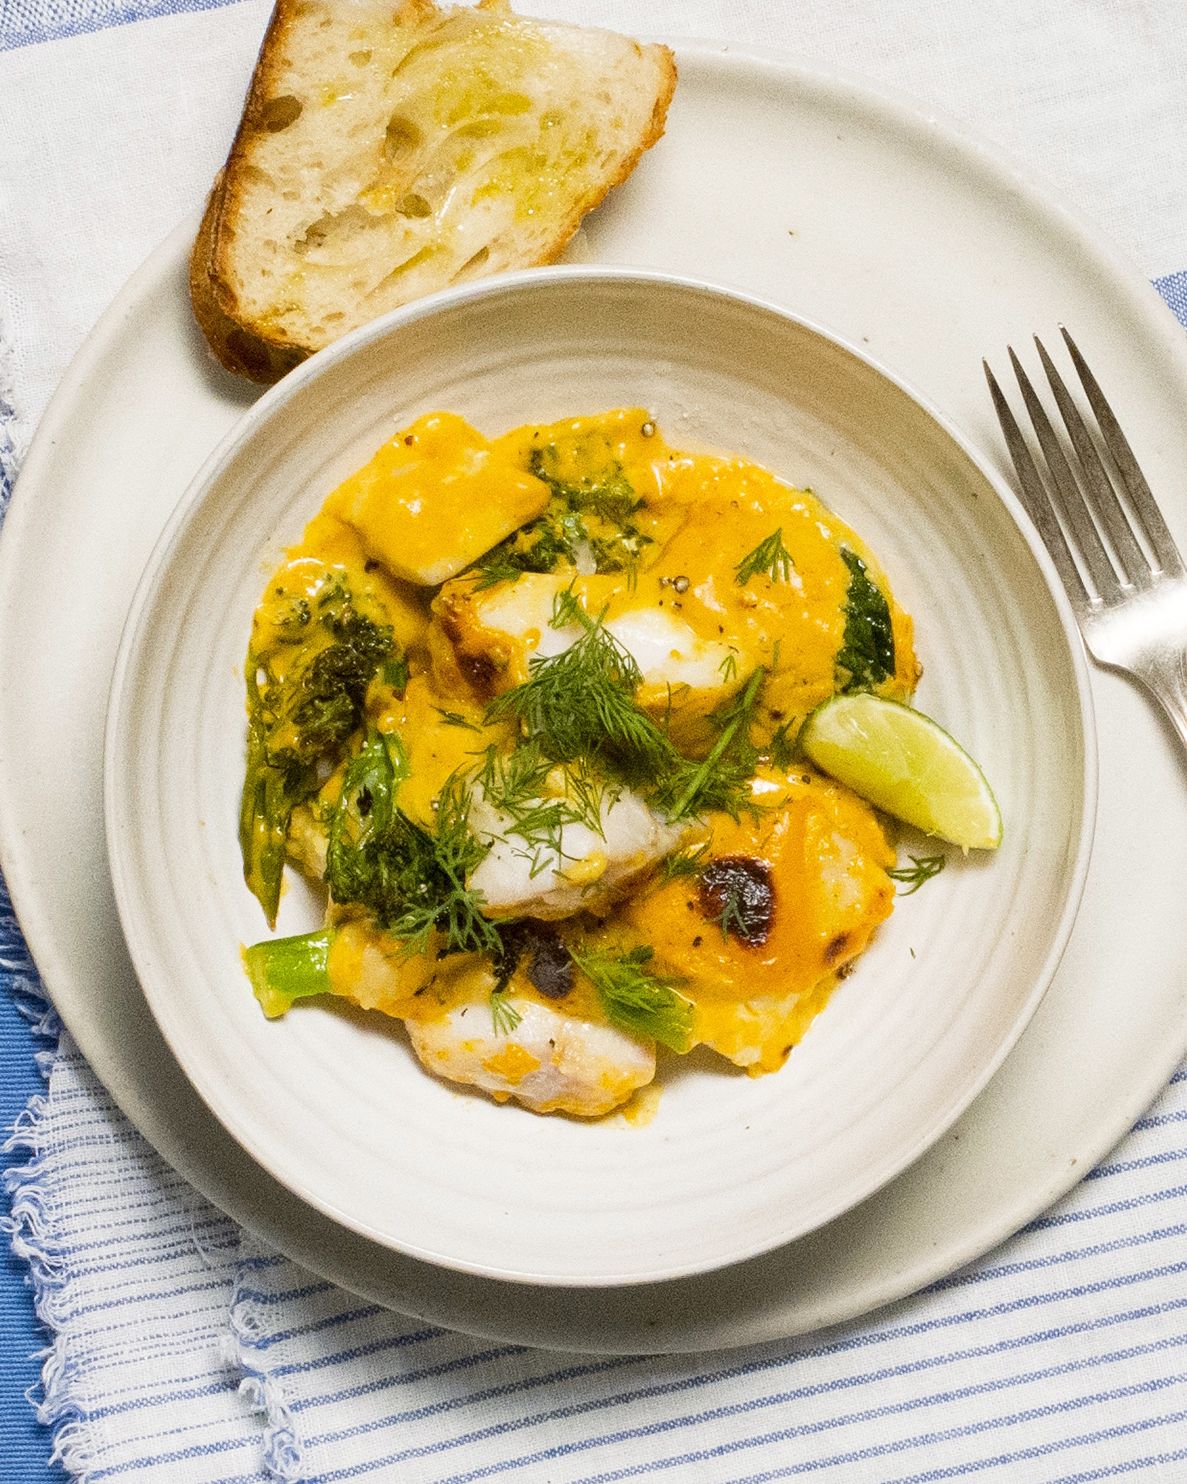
[240,576,397,926]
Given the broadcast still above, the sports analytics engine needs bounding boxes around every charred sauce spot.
[494,921,574,999]
[459,652,500,694]
[698,856,775,947]
[824,931,851,965]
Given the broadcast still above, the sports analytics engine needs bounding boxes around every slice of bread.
[190,0,676,382]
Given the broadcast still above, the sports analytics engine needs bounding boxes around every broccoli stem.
[239,734,295,930]
[243,930,334,1019]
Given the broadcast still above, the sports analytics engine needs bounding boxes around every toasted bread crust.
[189,1,677,384]
[190,172,307,382]
[189,0,318,382]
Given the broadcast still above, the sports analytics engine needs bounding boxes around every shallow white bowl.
[104,267,1094,1286]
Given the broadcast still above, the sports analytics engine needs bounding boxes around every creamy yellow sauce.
[245,408,917,1112]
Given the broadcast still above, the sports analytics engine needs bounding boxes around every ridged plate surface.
[104,269,1092,1284]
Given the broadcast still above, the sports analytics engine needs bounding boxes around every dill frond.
[887,853,946,895]
[734,529,795,586]
[571,944,694,1053]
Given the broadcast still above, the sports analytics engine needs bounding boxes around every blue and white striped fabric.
[8,1002,1187,1482]
[4,1,1187,1480]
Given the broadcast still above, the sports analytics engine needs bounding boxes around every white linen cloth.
[3,1,1187,1479]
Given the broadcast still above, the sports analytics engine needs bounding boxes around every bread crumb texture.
[190,0,676,380]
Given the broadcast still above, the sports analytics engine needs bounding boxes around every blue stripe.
[874,1413,1187,1484]
[235,1279,336,1306]
[1154,270,1187,330]
[550,1394,1187,1484]
[65,1274,232,1320]
[300,1297,1187,1474]
[270,1325,445,1380]
[1027,1181,1187,1231]
[87,1380,231,1422]
[69,1228,241,1280]
[1083,1146,1187,1180]
[925,1220,1187,1292]
[88,1429,262,1481]
[296,1352,639,1418]
[1046,1445,1187,1484]
[0,0,248,53]
[252,1303,388,1350]
[1133,1106,1187,1131]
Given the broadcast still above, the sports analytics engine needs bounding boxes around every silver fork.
[984,328,1187,750]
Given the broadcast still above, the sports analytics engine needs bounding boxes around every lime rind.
[800,694,1002,850]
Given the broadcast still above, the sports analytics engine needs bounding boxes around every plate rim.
[101,262,1098,1285]
[0,37,1181,1346]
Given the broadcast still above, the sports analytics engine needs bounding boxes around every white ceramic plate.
[103,268,1090,1285]
[2,43,1186,1343]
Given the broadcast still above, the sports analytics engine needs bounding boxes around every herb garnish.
[475,742,614,873]
[380,655,410,693]
[471,446,652,588]
[528,446,642,524]
[659,840,711,882]
[486,602,762,824]
[434,708,482,731]
[887,853,946,895]
[489,990,523,1036]
[571,945,694,1052]
[484,601,674,786]
[324,728,499,957]
[698,856,775,946]
[654,669,764,822]
[836,547,895,692]
[767,719,798,770]
[735,529,795,586]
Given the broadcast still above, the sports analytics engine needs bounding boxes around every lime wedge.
[800,695,1002,849]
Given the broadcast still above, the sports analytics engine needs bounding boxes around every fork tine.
[1033,337,1151,589]
[1007,346,1119,598]
[983,359,1090,609]
[1060,327,1184,579]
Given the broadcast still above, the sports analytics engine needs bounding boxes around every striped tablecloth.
[4,2,1187,1480]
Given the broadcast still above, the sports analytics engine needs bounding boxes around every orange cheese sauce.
[432,408,917,746]
[325,412,550,587]
[617,769,896,1073]
[246,406,914,1103]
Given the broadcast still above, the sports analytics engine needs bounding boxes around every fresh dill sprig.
[718,651,739,683]
[489,990,523,1036]
[485,602,675,787]
[659,841,710,882]
[656,668,765,822]
[475,740,620,878]
[549,584,586,632]
[487,601,765,825]
[735,529,795,586]
[714,881,750,940]
[434,708,482,731]
[887,853,947,895]
[571,944,694,1053]
[767,719,798,770]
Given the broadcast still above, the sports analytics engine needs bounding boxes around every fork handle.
[1136,650,1187,756]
